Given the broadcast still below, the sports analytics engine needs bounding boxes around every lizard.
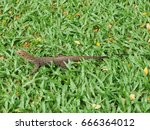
[16,50,108,74]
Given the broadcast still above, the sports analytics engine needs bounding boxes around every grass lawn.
[0,0,150,112]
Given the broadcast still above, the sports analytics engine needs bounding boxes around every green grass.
[0,0,150,112]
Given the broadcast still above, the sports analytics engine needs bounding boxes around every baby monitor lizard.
[16,50,108,74]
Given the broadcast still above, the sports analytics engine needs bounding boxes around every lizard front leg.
[30,64,40,75]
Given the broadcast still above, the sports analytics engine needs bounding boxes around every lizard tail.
[82,56,108,60]
[97,56,108,60]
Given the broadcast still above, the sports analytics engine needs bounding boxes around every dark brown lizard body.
[16,50,108,74]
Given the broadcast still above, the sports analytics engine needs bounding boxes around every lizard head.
[16,50,35,59]
[16,50,28,57]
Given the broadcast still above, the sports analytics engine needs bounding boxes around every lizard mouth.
[16,50,22,55]
[16,50,35,59]
[16,50,27,56]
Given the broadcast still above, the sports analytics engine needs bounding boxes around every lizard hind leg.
[55,61,67,68]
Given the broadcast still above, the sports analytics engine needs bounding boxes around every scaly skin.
[16,50,108,74]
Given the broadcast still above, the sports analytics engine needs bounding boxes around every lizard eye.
[16,51,22,55]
